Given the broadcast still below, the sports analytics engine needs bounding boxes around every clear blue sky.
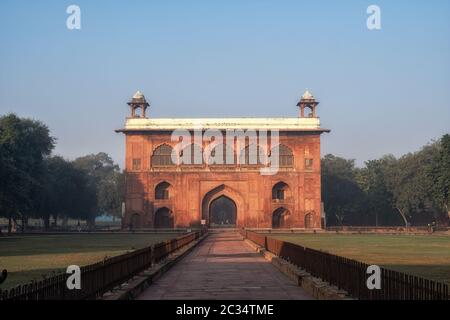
[1,0,449,167]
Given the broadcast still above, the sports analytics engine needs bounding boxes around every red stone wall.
[122,131,324,229]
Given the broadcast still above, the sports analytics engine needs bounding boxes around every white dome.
[302,90,315,100]
[133,90,145,100]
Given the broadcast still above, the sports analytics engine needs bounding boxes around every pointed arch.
[151,144,176,167]
[154,207,174,228]
[272,182,291,201]
[271,144,294,168]
[209,195,237,226]
[305,212,314,229]
[207,143,236,165]
[180,143,204,165]
[239,144,267,165]
[272,207,291,229]
[155,181,171,200]
[201,184,244,226]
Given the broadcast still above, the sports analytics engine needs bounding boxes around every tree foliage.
[0,114,123,232]
[0,114,55,232]
[322,135,450,226]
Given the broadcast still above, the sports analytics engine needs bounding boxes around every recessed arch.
[272,181,291,201]
[305,212,314,229]
[151,144,176,167]
[239,144,267,165]
[201,184,244,227]
[154,207,174,229]
[180,143,204,165]
[207,143,236,165]
[272,207,291,229]
[209,195,237,227]
[271,144,294,168]
[155,181,171,200]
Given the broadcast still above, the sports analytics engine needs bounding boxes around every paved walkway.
[138,232,313,300]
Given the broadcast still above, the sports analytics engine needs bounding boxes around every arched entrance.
[209,196,237,227]
[272,207,290,229]
[305,212,314,229]
[201,184,244,227]
[154,207,174,228]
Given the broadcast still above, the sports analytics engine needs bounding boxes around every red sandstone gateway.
[116,90,330,230]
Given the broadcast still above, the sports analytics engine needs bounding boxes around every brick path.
[138,231,314,300]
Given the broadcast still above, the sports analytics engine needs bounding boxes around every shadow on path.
[138,232,314,300]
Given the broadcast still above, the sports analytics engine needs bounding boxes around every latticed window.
[208,144,235,165]
[181,144,204,165]
[272,144,294,167]
[151,144,176,166]
[132,158,141,171]
[305,158,313,170]
[240,144,266,166]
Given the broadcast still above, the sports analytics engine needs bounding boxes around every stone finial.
[301,90,315,101]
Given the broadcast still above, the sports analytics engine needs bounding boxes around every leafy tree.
[37,156,96,229]
[356,156,400,226]
[428,134,450,221]
[384,142,441,226]
[0,114,55,233]
[321,154,366,226]
[97,170,125,220]
[73,152,122,225]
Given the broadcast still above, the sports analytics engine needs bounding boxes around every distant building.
[116,90,329,229]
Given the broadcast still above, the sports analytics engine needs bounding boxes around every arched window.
[271,144,294,168]
[272,182,289,201]
[272,207,290,229]
[155,181,171,200]
[304,105,314,117]
[305,212,314,229]
[207,143,235,165]
[180,144,204,165]
[151,144,176,166]
[154,207,174,229]
[239,144,266,165]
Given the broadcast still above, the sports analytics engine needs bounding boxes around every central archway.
[201,184,244,227]
[209,196,237,227]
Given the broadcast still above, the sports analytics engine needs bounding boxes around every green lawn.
[0,233,180,289]
[268,234,450,285]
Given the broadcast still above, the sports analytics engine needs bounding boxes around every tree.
[384,142,441,226]
[0,114,55,233]
[37,156,96,229]
[428,134,450,223]
[321,154,366,226]
[73,152,122,225]
[97,171,124,220]
[356,155,400,226]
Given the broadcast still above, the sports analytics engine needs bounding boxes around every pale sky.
[1,0,449,168]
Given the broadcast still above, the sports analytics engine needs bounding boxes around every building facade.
[117,91,329,229]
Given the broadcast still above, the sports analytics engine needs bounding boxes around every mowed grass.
[268,234,450,285]
[0,233,180,289]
